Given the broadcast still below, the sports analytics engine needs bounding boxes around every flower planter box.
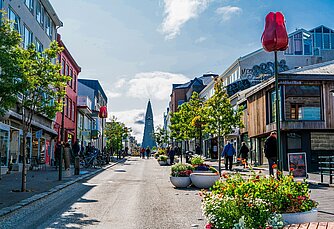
[170,176,191,188]
[193,170,214,173]
[282,209,318,225]
[190,173,220,189]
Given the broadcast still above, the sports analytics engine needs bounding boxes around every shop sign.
[288,152,307,179]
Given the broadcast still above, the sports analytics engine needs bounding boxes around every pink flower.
[206,223,213,229]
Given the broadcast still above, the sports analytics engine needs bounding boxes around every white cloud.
[160,0,211,39]
[195,36,207,43]
[105,89,121,99]
[109,109,145,143]
[115,79,126,88]
[215,6,242,22]
[126,71,190,100]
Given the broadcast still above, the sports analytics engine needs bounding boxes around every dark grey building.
[142,100,156,149]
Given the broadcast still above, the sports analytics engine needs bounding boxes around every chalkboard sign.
[288,152,307,178]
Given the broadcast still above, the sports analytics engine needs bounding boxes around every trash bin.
[74,156,80,175]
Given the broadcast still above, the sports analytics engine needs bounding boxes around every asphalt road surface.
[0,158,206,229]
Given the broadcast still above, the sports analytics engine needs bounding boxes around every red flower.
[272,164,277,169]
[206,223,213,229]
[290,168,295,172]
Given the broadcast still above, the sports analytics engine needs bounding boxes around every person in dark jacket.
[239,142,249,168]
[54,141,62,169]
[72,139,80,157]
[264,131,277,176]
[169,147,175,165]
[146,147,151,159]
[222,141,236,171]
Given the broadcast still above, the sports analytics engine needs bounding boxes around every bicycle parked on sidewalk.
[80,150,104,168]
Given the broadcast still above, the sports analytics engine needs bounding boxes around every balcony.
[77,96,92,114]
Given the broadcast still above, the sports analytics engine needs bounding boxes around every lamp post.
[261,12,288,171]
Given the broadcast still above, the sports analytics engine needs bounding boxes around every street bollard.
[74,156,80,175]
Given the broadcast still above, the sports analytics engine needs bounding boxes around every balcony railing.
[77,96,92,109]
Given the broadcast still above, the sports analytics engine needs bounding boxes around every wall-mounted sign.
[288,152,307,179]
[227,60,289,97]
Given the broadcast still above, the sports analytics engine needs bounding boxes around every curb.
[0,158,126,218]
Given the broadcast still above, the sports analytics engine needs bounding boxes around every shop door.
[45,140,50,165]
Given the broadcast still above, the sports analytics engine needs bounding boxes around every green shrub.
[201,172,318,228]
[157,155,168,162]
[191,155,204,165]
[171,163,194,177]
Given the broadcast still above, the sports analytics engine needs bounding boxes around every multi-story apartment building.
[78,79,108,152]
[0,0,62,173]
[53,34,81,148]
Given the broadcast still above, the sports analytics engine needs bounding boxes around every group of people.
[140,147,151,159]
[54,140,100,170]
[221,131,277,175]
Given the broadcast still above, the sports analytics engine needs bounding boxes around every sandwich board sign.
[288,152,307,179]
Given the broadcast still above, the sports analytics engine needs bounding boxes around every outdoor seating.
[318,155,334,184]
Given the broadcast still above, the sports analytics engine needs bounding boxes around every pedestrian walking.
[146,147,151,159]
[72,139,80,158]
[264,131,277,176]
[239,142,249,168]
[222,141,236,171]
[54,141,61,169]
[64,142,73,170]
[195,144,201,155]
[140,148,145,158]
[169,147,175,165]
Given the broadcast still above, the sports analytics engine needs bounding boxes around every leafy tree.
[0,14,24,115]
[105,116,130,158]
[20,42,69,192]
[153,125,169,148]
[204,78,243,175]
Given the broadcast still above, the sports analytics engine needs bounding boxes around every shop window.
[0,129,9,166]
[285,85,321,121]
[268,89,281,123]
[287,133,302,150]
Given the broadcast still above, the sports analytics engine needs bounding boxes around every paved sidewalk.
[0,159,124,213]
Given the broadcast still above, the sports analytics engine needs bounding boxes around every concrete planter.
[170,176,192,188]
[282,209,318,225]
[190,173,220,189]
[158,160,167,166]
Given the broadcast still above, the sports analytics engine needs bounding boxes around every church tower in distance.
[142,100,156,149]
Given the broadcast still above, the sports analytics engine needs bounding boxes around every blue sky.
[50,0,334,141]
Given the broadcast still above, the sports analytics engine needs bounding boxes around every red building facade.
[54,34,81,143]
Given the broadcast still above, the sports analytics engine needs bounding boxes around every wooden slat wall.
[247,90,267,138]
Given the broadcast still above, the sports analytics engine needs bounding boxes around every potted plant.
[190,155,205,166]
[170,163,194,188]
[189,155,220,188]
[157,155,168,165]
[201,171,318,228]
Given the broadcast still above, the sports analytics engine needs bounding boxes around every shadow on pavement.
[47,211,100,229]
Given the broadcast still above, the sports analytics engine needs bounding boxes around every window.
[23,25,33,49]
[61,59,65,75]
[285,85,321,121]
[36,1,42,24]
[69,99,72,120]
[65,64,69,76]
[25,0,34,13]
[65,97,68,117]
[287,133,302,150]
[268,89,281,123]
[78,113,83,129]
[72,102,75,121]
[324,34,330,49]
[45,14,52,38]
[35,38,43,53]
[73,74,77,92]
[69,68,73,87]
[8,7,20,33]
[294,33,303,55]
[303,33,312,55]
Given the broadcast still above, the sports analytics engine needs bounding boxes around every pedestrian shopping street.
[0,157,333,229]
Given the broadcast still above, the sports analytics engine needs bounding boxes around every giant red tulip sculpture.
[261,12,288,172]
[261,12,288,52]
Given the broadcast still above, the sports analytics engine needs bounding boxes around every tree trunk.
[199,128,203,156]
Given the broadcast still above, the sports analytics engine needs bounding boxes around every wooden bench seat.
[284,222,334,229]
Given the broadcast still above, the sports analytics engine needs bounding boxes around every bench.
[318,156,334,184]
[284,222,334,229]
